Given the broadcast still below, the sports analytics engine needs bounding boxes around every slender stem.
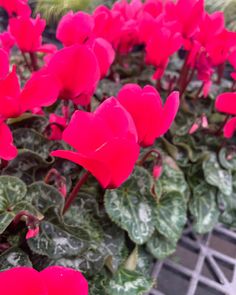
[216,63,225,85]
[63,171,90,214]
[44,168,60,184]
[22,51,32,72]
[215,115,230,136]
[29,52,38,71]
[231,80,236,92]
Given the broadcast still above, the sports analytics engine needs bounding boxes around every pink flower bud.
[153,165,163,180]
[26,226,39,240]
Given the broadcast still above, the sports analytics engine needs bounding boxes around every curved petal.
[51,150,111,188]
[47,45,100,103]
[62,110,112,153]
[0,48,9,79]
[20,71,60,112]
[223,116,236,138]
[156,91,180,137]
[95,97,138,141]
[0,122,18,160]
[56,11,94,46]
[215,92,236,115]
[0,267,47,295]
[40,266,88,295]
[0,66,21,119]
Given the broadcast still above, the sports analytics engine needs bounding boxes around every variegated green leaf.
[203,153,232,196]
[107,269,153,295]
[105,167,156,245]
[189,182,220,234]
[147,231,177,260]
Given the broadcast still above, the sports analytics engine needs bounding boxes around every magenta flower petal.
[20,71,60,112]
[156,91,180,137]
[0,66,21,119]
[40,266,88,295]
[117,84,179,146]
[9,14,46,52]
[57,11,94,46]
[0,122,18,160]
[215,92,236,115]
[0,48,9,79]
[0,267,47,295]
[47,45,100,104]
[52,97,139,188]
[92,38,115,79]
[223,117,236,138]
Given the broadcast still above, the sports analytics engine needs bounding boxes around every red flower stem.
[62,100,69,123]
[215,114,230,136]
[180,67,195,97]
[156,79,162,92]
[217,63,225,85]
[178,51,190,88]
[63,171,90,214]
[29,52,38,71]
[44,168,60,184]
[21,51,32,72]
[231,80,236,92]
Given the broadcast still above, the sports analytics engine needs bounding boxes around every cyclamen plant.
[0,0,236,294]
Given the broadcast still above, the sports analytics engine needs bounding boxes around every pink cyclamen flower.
[117,84,180,146]
[0,0,31,17]
[45,45,100,105]
[0,121,17,160]
[165,0,204,41]
[145,27,182,79]
[9,14,55,53]
[0,266,88,295]
[0,66,60,121]
[51,97,140,188]
[215,92,236,138]
[56,11,94,46]
[93,5,123,47]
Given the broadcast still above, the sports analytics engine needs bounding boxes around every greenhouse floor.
[148,224,236,295]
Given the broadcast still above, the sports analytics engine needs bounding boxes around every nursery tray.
[148,224,236,295]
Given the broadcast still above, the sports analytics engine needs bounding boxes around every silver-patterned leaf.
[27,182,64,217]
[154,191,187,242]
[147,231,177,260]
[105,167,156,245]
[107,269,153,295]
[27,221,89,259]
[189,182,220,234]
[203,153,232,196]
[0,248,32,271]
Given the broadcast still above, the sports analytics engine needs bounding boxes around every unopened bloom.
[52,98,140,188]
[0,266,88,295]
[117,84,180,146]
